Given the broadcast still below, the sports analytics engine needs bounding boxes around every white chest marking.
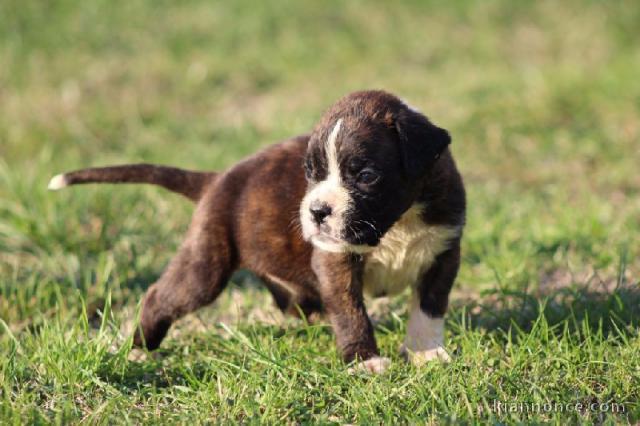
[362,204,460,297]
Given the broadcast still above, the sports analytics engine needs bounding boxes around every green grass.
[1,0,639,423]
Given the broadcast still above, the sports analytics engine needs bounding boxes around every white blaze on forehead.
[299,117,362,253]
[325,118,343,181]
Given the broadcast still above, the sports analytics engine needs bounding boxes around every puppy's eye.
[357,169,380,185]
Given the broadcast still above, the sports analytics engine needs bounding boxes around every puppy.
[49,90,465,373]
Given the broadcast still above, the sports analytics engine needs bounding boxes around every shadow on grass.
[97,336,234,392]
[97,267,640,390]
[368,266,640,342]
[454,279,640,340]
[97,323,331,392]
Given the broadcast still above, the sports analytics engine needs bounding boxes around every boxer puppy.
[49,90,465,373]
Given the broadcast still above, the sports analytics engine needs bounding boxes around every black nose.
[310,201,332,225]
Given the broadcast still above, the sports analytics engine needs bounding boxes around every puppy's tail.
[47,163,216,202]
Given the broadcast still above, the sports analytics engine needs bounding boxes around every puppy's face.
[300,91,451,253]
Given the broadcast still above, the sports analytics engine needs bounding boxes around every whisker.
[354,219,382,238]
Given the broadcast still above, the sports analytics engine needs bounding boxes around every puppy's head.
[300,90,451,253]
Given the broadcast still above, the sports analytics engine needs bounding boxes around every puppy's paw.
[347,356,391,375]
[401,345,451,366]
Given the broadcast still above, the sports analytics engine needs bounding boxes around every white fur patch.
[401,295,450,366]
[363,204,460,297]
[347,356,391,375]
[325,118,342,180]
[300,119,357,253]
[47,174,68,190]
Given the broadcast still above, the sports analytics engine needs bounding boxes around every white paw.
[347,356,391,375]
[402,346,451,366]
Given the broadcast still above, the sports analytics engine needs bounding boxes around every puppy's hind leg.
[133,207,235,350]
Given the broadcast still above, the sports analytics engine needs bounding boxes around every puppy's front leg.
[402,242,460,366]
[311,251,388,374]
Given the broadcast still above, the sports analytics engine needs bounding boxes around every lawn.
[1,0,639,423]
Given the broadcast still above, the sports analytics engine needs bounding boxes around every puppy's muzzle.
[309,201,332,225]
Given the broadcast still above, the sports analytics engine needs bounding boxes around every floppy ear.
[394,109,451,179]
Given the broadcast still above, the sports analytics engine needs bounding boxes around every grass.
[1,0,639,423]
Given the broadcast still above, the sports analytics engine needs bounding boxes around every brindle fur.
[51,90,465,366]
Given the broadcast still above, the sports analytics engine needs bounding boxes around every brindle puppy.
[49,90,465,373]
